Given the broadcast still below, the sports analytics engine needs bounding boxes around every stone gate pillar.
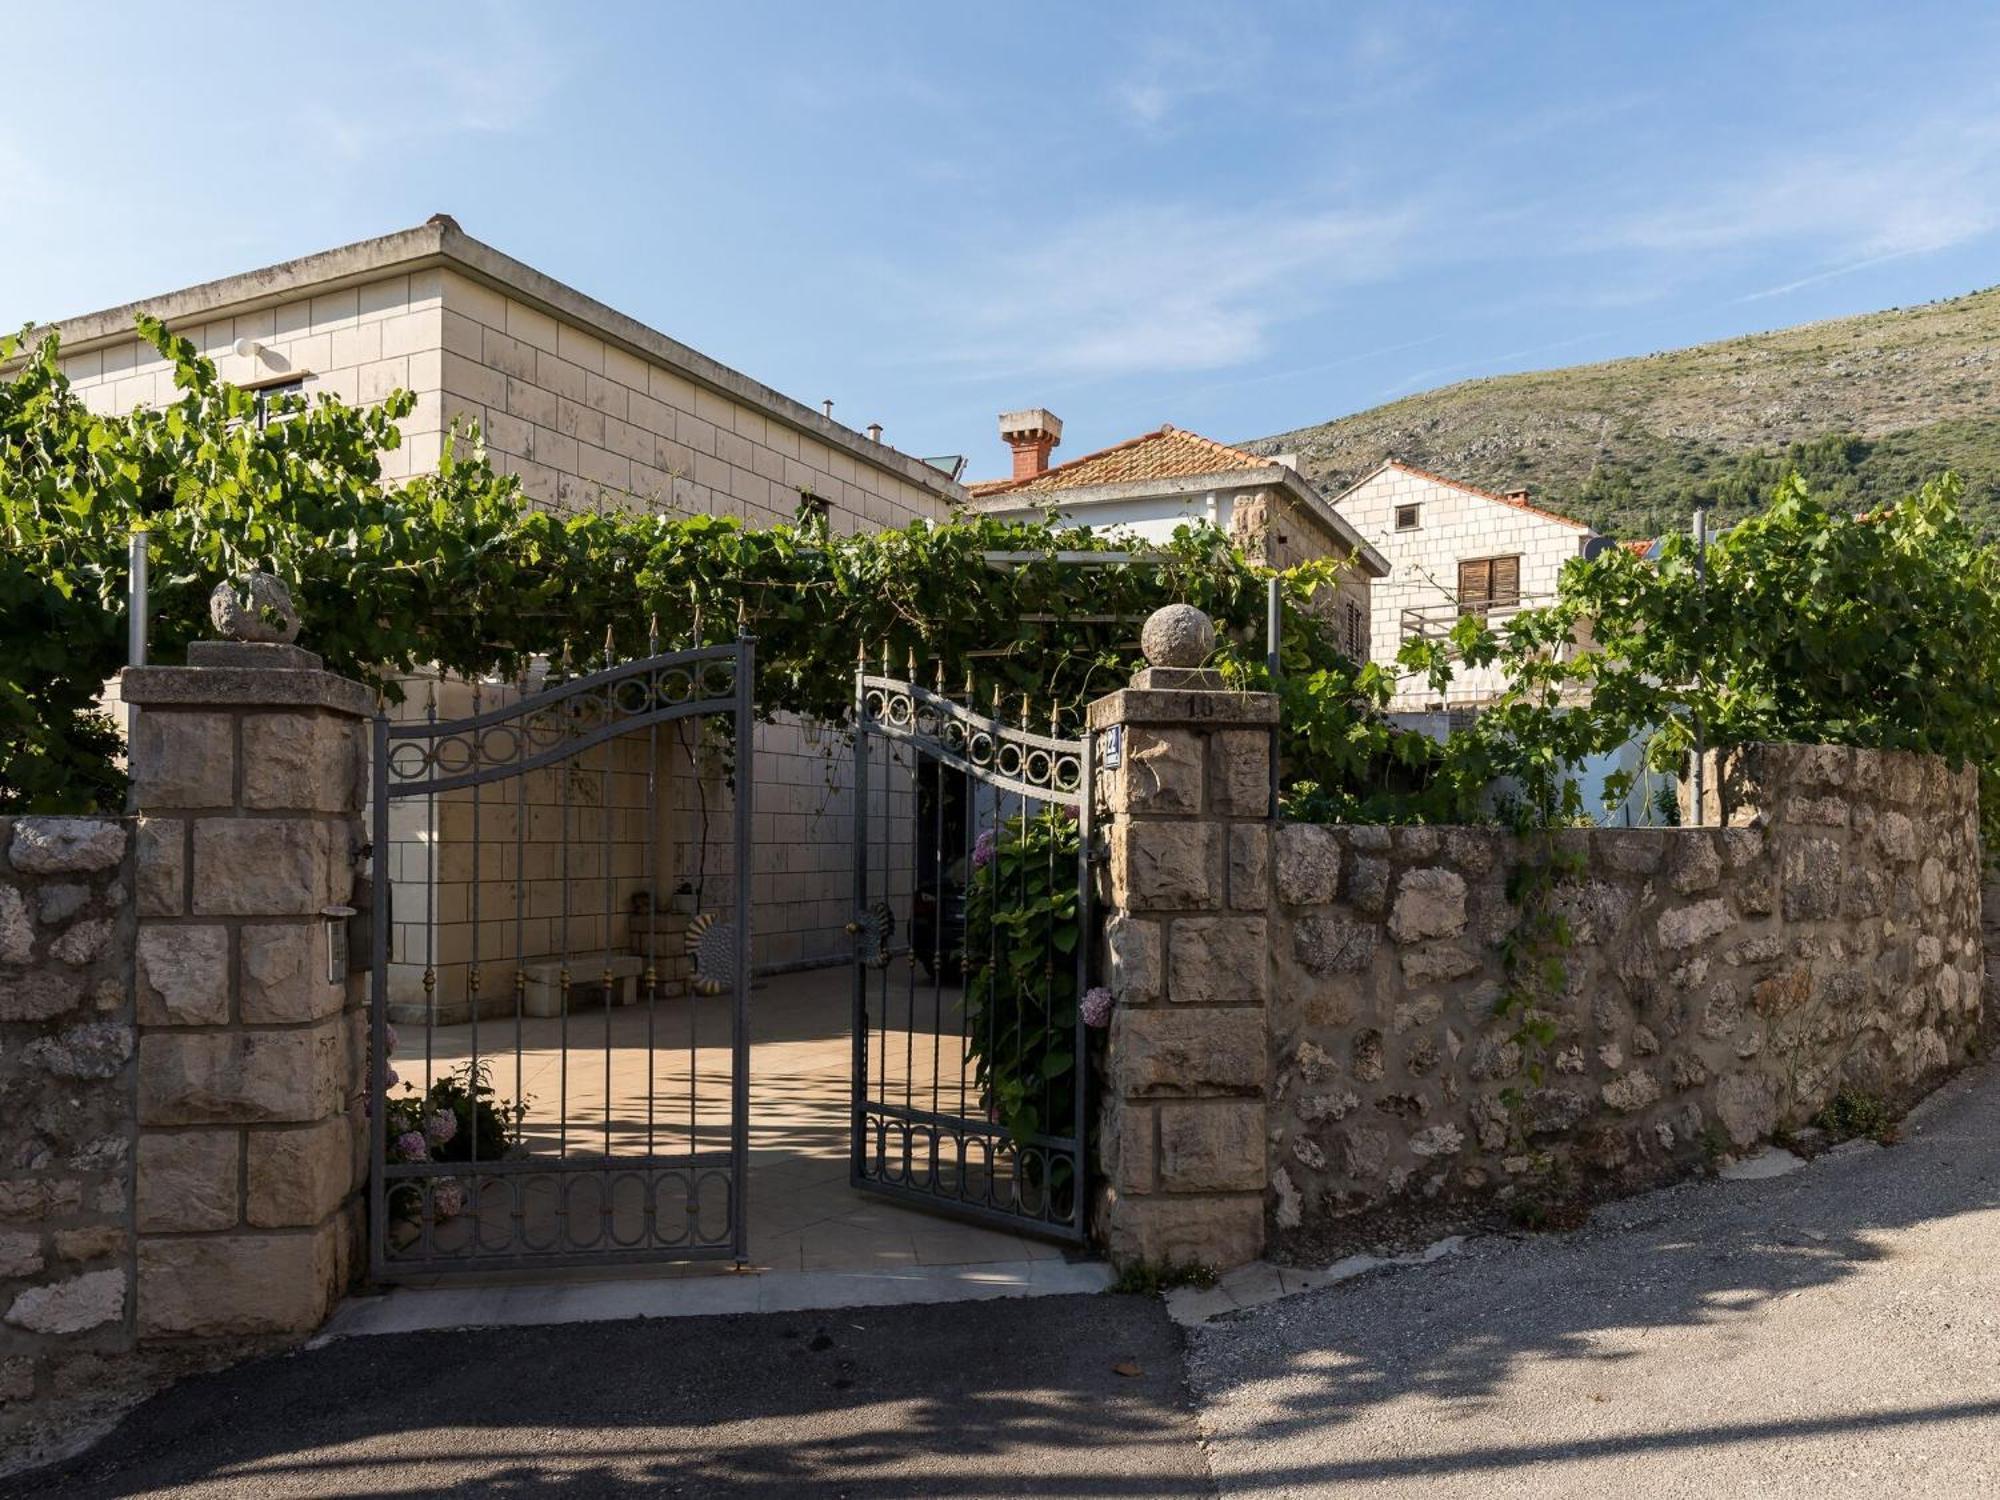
[1088,606,1277,1270]
[119,640,371,1338]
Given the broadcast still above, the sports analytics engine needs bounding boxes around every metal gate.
[850,665,1093,1240]
[369,640,753,1277]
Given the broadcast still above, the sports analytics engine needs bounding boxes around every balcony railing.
[1399,595,1541,644]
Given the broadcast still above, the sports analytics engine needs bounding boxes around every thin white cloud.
[918,197,1427,382]
[1733,247,1929,304]
[1602,115,2000,263]
[301,6,568,162]
[1110,19,1270,133]
[0,134,61,212]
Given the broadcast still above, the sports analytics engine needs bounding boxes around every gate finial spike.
[1020,692,1033,727]
[604,624,616,668]
[424,678,437,719]
[963,667,975,701]
[906,646,918,680]
[1050,700,1061,733]
[560,640,573,677]
[648,614,660,654]
[880,640,891,674]
[933,656,944,692]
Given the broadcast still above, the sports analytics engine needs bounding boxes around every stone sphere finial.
[1140,603,1215,669]
[209,572,302,644]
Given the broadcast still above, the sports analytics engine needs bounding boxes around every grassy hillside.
[1245,286,2000,540]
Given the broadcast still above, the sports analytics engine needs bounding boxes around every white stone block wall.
[59,262,960,979]
[60,273,449,483]
[1333,467,1593,710]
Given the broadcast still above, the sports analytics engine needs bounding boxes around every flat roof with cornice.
[32,214,964,501]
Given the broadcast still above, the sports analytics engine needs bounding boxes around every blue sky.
[7,2,2000,480]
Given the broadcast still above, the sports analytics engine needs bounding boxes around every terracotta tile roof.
[968,424,1271,499]
[1344,459,1595,532]
[1623,537,1654,556]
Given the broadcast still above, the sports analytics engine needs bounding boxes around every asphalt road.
[10,1296,1212,1499]
[1189,1061,2000,1498]
[18,1063,2000,1498]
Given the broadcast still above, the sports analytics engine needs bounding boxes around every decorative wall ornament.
[208,571,302,643]
[1138,602,1215,668]
[684,911,738,996]
[848,899,896,969]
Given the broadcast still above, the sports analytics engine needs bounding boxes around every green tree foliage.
[1,319,1434,814]
[11,318,1992,852]
[962,808,1082,1154]
[1572,429,2000,542]
[1428,471,2000,843]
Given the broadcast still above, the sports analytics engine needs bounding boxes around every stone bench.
[519,954,646,1017]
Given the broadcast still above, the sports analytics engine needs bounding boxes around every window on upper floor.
[246,377,307,432]
[1394,503,1421,531]
[795,489,831,530]
[1457,555,1522,615]
[1342,599,1365,660]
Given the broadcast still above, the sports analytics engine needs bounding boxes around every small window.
[247,377,306,431]
[795,490,831,528]
[1457,555,1522,616]
[1395,504,1421,531]
[1342,600,1365,660]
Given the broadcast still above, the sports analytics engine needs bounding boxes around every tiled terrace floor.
[396,966,1066,1279]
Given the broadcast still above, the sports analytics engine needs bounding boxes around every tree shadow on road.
[12,1293,1210,1499]
[1187,1064,2000,1490]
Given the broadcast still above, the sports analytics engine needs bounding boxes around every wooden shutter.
[1457,556,1521,614]
[1457,559,1491,613]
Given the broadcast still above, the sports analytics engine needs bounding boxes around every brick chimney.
[1504,487,1531,503]
[998,408,1063,480]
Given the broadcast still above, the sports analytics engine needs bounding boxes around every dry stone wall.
[1265,744,1984,1255]
[0,817,137,1466]
[1985,878,2000,1041]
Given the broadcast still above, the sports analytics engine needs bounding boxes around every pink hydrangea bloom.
[395,1130,429,1161]
[1081,986,1114,1028]
[424,1110,458,1148]
[432,1179,466,1221]
[972,829,998,869]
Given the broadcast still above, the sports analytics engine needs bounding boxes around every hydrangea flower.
[424,1109,458,1148]
[395,1130,429,1162]
[432,1179,466,1221]
[972,829,998,869]
[1081,985,1114,1028]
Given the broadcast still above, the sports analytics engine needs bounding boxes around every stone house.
[38,215,966,996]
[967,411,1388,663]
[1328,460,1612,713]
